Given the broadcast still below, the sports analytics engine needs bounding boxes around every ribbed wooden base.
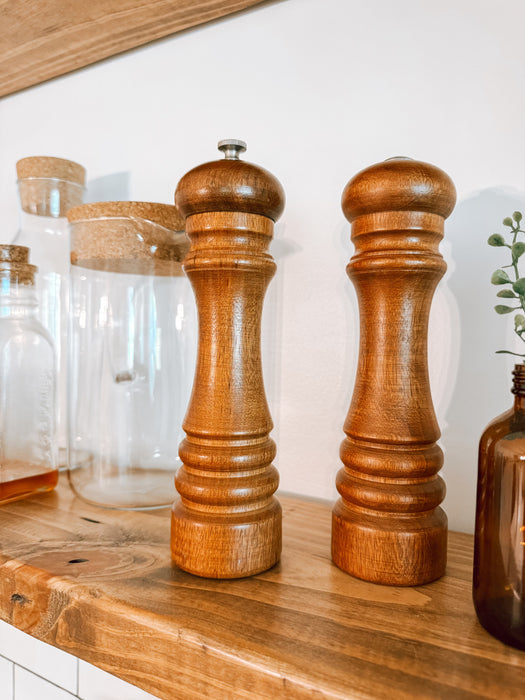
[171,498,282,579]
[332,500,447,586]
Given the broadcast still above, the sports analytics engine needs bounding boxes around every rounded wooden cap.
[342,157,456,222]
[16,156,86,186]
[175,140,285,222]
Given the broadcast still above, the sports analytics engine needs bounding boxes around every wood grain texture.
[0,476,524,699]
[0,0,274,97]
[332,158,457,586]
[171,143,285,578]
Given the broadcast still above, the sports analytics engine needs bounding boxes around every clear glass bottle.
[474,364,525,649]
[0,245,58,504]
[67,202,195,509]
[13,156,86,468]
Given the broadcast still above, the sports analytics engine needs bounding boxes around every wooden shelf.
[0,0,273,97]
[0,475,523,699]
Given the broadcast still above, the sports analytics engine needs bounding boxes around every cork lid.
[0,245,29,263]
[0,245,36,285]
[342,157,456,222]
[16,156,86,186]
[67,201,184,229]
[67,201,188,276]
[175,139,285,222]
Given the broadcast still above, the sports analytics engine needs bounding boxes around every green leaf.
[503,217,514,227]
[491,269,511,284]
[514,211,523,223]
[496,350,525,357]
[495,305,516,314]
[488,234,506,246]
[513,242,525,260]
[497,289,517,298]
[513,278,525,295]
[515,314,525,331]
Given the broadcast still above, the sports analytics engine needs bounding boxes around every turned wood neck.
[182,212,275,440]
[346,210,446,446]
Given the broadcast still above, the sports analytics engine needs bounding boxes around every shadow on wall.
[262,222,301,456]
[441,187,525,534]
[85,171,131,203]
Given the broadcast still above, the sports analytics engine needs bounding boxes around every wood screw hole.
[11,593,28,604]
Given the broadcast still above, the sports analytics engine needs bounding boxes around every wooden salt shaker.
[171,139,285,578]
[332,157,456,586]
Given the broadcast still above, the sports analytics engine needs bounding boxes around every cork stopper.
[0,245,36,285]
[175,139,285,222]
[0,245,29,263]
[17,156,86,217]
[16,157,86,186]
[342,157,457,222]
[67,201,188,276]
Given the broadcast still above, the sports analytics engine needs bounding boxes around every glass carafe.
[474,364,525,649]
[0,245,58,504]
[67,202,195,509]
[13,156,86,468]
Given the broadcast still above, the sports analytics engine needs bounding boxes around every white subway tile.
[78,660,159,700]
[0,621,77,693]
[0,655,14,699]
[14,666,77,700]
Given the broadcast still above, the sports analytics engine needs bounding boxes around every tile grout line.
[10,661,77,698]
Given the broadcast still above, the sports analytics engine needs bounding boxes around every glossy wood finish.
[0,0,273,97]
[0,478,524,700]
[171,143,285,578]
[332,158,457,586]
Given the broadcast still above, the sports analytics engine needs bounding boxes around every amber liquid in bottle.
[474,364,525,649]
[0,461,58,505]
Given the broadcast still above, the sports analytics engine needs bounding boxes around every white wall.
[1,0,525,539]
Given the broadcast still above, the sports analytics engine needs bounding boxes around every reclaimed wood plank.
[0,0,274,97]
[0,476,523,699]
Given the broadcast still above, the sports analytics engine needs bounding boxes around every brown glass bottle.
[474,364,525,649]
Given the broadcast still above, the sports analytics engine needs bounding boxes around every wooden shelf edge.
[0,0,275,98]
[0,478,524,700]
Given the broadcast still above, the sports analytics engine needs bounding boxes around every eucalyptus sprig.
[489,210,525,357]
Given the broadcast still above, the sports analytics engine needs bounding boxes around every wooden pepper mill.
[332,157,456,586]
[171,139,285,578]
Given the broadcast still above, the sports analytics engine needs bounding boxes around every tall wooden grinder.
[171,140,285,578]
[332,157,456,585]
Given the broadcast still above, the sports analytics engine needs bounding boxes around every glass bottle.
[474,364,525,649]
[67,201,195,509]
[0,245,58,504]
[13,156,86,468]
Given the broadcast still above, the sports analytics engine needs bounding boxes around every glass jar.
[474,364,525,649]
[13,156,86,468]
[67,202,195,509]
[0,245,58,504]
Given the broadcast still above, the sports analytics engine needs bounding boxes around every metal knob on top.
[218,139,247,160]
